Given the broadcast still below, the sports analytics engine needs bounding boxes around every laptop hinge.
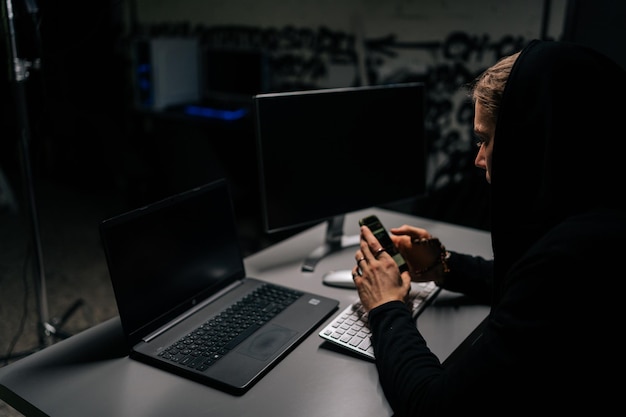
[142,280,243,342]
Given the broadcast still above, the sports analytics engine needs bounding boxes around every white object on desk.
[322,270,357,288]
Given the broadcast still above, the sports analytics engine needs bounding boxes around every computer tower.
[132,37,201,110]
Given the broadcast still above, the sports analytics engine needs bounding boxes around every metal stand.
[301,214,360,272]
[2,0,82,352]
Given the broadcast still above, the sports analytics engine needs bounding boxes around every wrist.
[412,238,451,277]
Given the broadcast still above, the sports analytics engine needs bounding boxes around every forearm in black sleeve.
[438,252,493,304]
[368,301,443,416]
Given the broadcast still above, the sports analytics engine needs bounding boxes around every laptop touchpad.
[238,324,298,361]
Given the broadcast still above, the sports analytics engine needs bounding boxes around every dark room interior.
[2,0,625,415]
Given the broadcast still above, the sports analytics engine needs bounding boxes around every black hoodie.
[368,40,626,416]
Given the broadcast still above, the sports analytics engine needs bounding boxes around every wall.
[126,0,569,229]
[132,0,565,37]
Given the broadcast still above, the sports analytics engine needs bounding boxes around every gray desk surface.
[0,208,492,417]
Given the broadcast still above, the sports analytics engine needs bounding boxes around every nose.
[474,146,486,170]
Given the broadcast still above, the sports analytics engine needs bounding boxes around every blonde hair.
[470,51,521,122]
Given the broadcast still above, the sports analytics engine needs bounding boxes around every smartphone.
[359,215,408,272]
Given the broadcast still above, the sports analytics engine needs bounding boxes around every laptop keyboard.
[319,281,440,359]
[158,284,303,371]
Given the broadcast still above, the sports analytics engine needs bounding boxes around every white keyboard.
[319,281,440,359]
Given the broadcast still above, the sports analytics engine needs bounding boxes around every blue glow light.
[137,63,151,73]
[184,106,248,121]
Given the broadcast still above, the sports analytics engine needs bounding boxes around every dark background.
[3,0,625,236]
[1,1,625,414]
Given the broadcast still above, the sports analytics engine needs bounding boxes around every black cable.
[1,240,40,365]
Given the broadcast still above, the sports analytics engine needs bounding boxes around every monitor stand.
[301,214,360,273]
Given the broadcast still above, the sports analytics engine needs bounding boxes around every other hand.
[390,225,448,283]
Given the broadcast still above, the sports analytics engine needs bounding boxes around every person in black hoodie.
[351,39,626,416]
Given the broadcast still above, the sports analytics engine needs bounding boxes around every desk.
[0,208,492,417]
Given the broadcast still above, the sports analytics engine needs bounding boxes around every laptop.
[99,178,339,395]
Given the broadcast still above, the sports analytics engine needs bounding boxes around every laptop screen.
[100,179,246,345]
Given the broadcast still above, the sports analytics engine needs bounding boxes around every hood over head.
[489,39,626,283]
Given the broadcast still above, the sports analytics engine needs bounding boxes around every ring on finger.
[356,256,366,265]
[374,247,386,259]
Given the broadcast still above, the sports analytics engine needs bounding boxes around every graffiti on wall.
[137,22,526,226]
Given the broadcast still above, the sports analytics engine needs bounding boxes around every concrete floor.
[0,177,127,416]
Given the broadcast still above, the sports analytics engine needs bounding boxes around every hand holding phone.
[359,215,408,272]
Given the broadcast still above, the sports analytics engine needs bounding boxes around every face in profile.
[473,102,495,184]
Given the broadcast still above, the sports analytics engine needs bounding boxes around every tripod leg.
[49,299,85,340]
[3,0,52,347]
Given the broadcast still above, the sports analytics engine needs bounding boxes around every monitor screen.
[253,82,427,272]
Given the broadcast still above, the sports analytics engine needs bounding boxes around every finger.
[361,227,389,261]
[361,226,383,256]
[390,225,431,240]
[373,246,387,259]
[352,249,365,277]
[360,231,375,258]
[400,270,412,286]
[355,249,369,271]
[351,267,359,280]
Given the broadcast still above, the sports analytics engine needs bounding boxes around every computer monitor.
[253,82,427,275]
